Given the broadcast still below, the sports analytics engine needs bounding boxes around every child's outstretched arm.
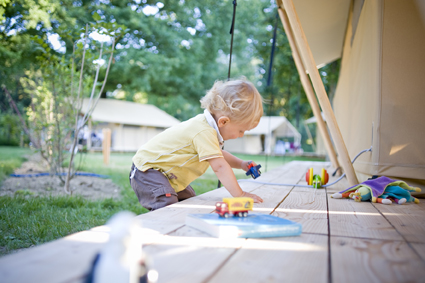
[221,150,256,171]
[208,157,263,203]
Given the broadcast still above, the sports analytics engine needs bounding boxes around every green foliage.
[20,67,77,175]
[1,0,341,151]
[2,0,274,121]
[101,0,271,120]
[0,0,77,118]
[0,112,25,146]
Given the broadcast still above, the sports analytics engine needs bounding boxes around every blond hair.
[200,78,264,126]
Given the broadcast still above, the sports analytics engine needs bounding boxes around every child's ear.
[217,116,230,127]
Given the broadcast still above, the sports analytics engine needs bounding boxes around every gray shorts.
[129,164,196,211]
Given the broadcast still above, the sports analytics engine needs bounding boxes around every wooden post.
[278,8,340,174]
[102,128,111,165]
[280,0,359,186]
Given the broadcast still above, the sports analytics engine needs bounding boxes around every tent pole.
[277,8,340,174]
[280,0,358,186]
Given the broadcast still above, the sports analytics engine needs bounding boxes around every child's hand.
[241,191,263,203]
[241,160,257,172]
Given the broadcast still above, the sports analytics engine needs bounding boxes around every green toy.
[305,168,329,188]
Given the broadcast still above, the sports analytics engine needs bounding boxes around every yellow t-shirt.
[132,113,223,192]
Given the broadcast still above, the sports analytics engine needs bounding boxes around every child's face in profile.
[218,118,257,141]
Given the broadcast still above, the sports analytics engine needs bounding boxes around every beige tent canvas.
[81,98,180,152]
[289,0,425,187]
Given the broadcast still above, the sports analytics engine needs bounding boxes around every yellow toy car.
[215,197,253,218]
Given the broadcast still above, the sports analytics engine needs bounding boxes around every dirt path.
[0,154,121,200]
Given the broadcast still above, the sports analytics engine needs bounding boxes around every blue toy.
[246,163,261,179]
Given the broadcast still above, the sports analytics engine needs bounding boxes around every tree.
[0,0,77,146]
[64,23,119,194]
[78,0,271,120]
[1,0,341,155]
[18,19,122,194]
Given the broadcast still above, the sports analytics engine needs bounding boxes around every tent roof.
[246,116,301,139]
[81,98,180,128]
[285,0,351,67]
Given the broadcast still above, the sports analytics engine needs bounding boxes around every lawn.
[0,146,324,256]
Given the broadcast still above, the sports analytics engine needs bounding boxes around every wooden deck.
[1,161,425,283]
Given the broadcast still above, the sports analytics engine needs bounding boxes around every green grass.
[0,146,324,256]
[0,146,32,184]
[0,148,147,256]
[0,195,138,253]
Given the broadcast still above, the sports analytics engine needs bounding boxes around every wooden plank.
[102,128,111,165]
[142,234,246,283]
[4,161,422,283]
[144,246,235,283]
[148,161,328,282]
[0,228,109,283]
[136,161,311,235]
[272,162,330,235]
[411,243,425,262]
[209,234,328,283]
[331,236,425,283]
[372,201,425,243]
[142,162,309,238]
[274,191,328,234]
[328,196,403,240]
[249,161,314,214]
[328,175,403,240]
[138,162,320,283]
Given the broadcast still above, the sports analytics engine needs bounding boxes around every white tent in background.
[81,98,180,152]
[304,112,327,156]
[224,116,301,155]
